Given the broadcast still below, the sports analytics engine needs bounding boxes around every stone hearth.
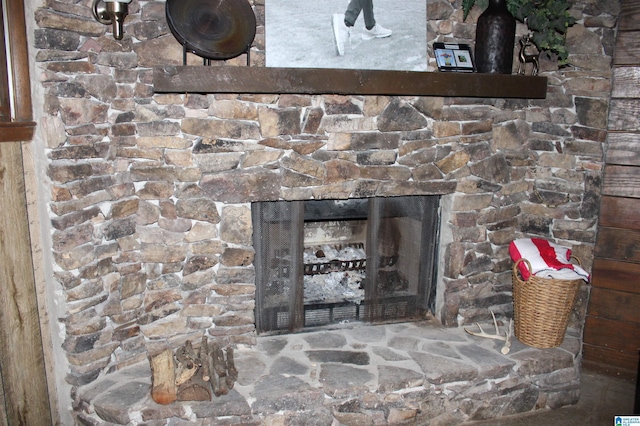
[75,321,581,425]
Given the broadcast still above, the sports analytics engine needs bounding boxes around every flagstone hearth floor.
[75,320,586,425]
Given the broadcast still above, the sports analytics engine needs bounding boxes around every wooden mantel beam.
[153,66,548,99]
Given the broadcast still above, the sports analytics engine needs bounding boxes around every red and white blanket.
[509,238,590,282]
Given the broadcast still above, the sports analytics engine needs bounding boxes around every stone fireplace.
[24,0,618,423]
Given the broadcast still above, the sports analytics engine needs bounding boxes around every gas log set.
[149,337,238,404]
[303,243,367,305]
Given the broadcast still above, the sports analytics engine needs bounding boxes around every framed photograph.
[433,42,475,72]
[265,0,427,72]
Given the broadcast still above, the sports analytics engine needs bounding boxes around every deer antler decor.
[464,310,513,354]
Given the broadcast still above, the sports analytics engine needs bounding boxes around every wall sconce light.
[92,0,132,40]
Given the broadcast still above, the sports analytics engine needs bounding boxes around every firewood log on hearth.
[149,337,238,402]
[200,336,211,382]
[226,346,238,389]
[175,340,199,386]
[149,348,177,405]
[210,342,228,396]
[176,340,212,401]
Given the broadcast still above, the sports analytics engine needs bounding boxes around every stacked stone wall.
[31,0,618,405]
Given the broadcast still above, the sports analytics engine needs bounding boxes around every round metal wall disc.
[166,0,256,60]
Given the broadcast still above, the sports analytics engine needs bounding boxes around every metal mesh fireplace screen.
[252,196,440,334]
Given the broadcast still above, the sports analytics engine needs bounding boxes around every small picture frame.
[433,42,475,72]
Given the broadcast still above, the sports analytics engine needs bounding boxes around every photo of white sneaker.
[332,13,350,56]
[362,24,392,40]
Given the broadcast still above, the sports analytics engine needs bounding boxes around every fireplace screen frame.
[252,196,440,334]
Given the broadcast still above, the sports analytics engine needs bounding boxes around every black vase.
[474,0,516,74]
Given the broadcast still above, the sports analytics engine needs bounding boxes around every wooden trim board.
[0,142,52,425]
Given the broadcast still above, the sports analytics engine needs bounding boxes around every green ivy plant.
[462,0,576,65]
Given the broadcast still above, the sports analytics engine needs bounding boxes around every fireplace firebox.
[252,196,440,334]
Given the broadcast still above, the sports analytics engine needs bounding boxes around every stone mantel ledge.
[200,169,459,204]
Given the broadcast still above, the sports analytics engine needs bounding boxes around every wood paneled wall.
[583,0,640,380]
[0,142,52,426]
[0,0,53,424]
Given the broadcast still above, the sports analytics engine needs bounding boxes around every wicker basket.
[512,257,582,348]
